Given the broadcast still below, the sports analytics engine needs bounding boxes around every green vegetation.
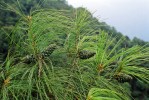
[0,0,149,100]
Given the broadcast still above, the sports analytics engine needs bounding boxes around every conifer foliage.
[0,4,149,100]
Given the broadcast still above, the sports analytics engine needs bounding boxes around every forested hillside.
[0,0,149,100]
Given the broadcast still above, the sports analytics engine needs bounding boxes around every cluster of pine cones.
[15,44,96,64]
[20,44,57,64]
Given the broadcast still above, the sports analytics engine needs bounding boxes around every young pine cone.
[78,50,96,59]
[41,44,58,57]
[114,73,133,83]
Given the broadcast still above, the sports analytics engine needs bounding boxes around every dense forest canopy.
[0,0,149,100]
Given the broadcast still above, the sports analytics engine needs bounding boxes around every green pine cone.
[41,44,58,57]
[78,50,96,59]
[114,73,133,83]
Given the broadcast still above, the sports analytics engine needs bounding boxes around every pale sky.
[67,0,149,41]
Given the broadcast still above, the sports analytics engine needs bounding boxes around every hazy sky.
[67,0,149,41]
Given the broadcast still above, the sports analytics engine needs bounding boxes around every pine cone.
[41,44,58,57]
[114,73,133,83]
[78,50,96,59]
[21,54,35,64]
